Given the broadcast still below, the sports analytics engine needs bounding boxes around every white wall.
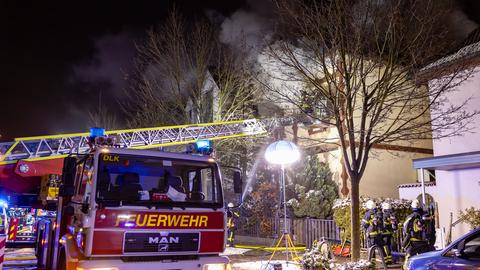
[427,68,480,241]
[432,69,480,155]
[435,169,480,241]
[398,185,438,202]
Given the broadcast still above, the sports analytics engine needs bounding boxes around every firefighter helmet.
[366,200,376,210]
[227,202,234,208]
[382,202,392,210]
[411,199,420,209]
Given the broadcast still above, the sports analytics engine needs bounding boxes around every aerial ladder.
[0,118,292,198]
[0,118,291,248]
[0,119,287,162]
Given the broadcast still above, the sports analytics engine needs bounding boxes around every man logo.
[148,236,180,244]
[159,244,168,252]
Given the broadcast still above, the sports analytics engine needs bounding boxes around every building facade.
[399,34,480,244]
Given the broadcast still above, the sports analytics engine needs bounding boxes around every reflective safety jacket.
[382,210,397,236]
[362,209,384,237]
[227,209,239,229]
[403,212,425,247]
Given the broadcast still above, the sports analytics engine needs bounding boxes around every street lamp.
[264,140,300,264]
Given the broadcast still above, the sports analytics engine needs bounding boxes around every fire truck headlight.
[203,263,231,270]
[19,164,29,173]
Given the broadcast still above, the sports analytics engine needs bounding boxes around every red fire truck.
[46,146,242,269]
[0,119,273,270]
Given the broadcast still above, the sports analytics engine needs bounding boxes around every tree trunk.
[350,177,361,261]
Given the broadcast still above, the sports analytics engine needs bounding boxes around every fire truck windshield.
[96,153,222,208]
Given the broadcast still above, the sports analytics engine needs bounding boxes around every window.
[73,157,94,202]
[74,158,93,195]
[188,168,216,202]
[463,233,480,260]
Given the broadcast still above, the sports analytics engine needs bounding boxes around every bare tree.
[262,0,477,260]
[124,10,257,127]
[123,10,262,199]
[88,94,120,130]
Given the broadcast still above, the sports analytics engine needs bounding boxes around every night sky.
[2,0,480,141]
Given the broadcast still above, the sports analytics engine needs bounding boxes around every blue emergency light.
[90,127,105,138]
[0,199,8,209]
[194,140,213,155]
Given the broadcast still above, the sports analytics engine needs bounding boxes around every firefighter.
[25,212,34,232]
[226,202,239,247]
[0,214,4,235]
[402,200,431,269]
[362,200,384,250]
[381,202,397,264]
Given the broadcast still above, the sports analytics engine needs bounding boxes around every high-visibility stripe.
[0,118,274,163]
[14,120,250,141]
[0,235,5,268]
[128,133,253,150]
[0,142,18,162]
[233,244,306,251]
[4,256,37,261]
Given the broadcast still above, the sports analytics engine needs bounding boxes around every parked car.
[406,228,480,269]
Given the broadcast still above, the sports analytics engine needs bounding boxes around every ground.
[223,247,405,270]
[222,247,303,269]
[3,248,36,270]
[2,247,403,269]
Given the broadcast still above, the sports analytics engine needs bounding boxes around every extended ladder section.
[0,118,289,164]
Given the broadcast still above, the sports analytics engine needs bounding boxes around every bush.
[302,241,373,270]
[332,197,411,240]
[301,243,333,270]
[244,181,279,235]
[289,155,339,219]
[459,207,480,229]
[333,260,373,270]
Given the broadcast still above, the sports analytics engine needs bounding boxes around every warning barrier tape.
[5,256,37,261]
[233,244,306,251]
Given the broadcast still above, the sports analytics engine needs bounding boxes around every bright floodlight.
[264,140,300,165]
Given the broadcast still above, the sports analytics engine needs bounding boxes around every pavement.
[3,248,36,270]
[1,247,404,269]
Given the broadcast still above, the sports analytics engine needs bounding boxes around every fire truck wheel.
[57,247,66,270]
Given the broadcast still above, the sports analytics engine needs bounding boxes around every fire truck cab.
[37,144,239,270]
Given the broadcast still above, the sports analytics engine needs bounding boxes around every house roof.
[412,151,480,170]
[398,182,436,189]
[420,27,480,74]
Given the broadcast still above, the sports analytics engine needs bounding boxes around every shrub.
[246,181,279,235]
[333,260,373,270]
[301,246,333,270]
[302,241,373,270]
[289,155,339,219]
[459,207,480,229]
